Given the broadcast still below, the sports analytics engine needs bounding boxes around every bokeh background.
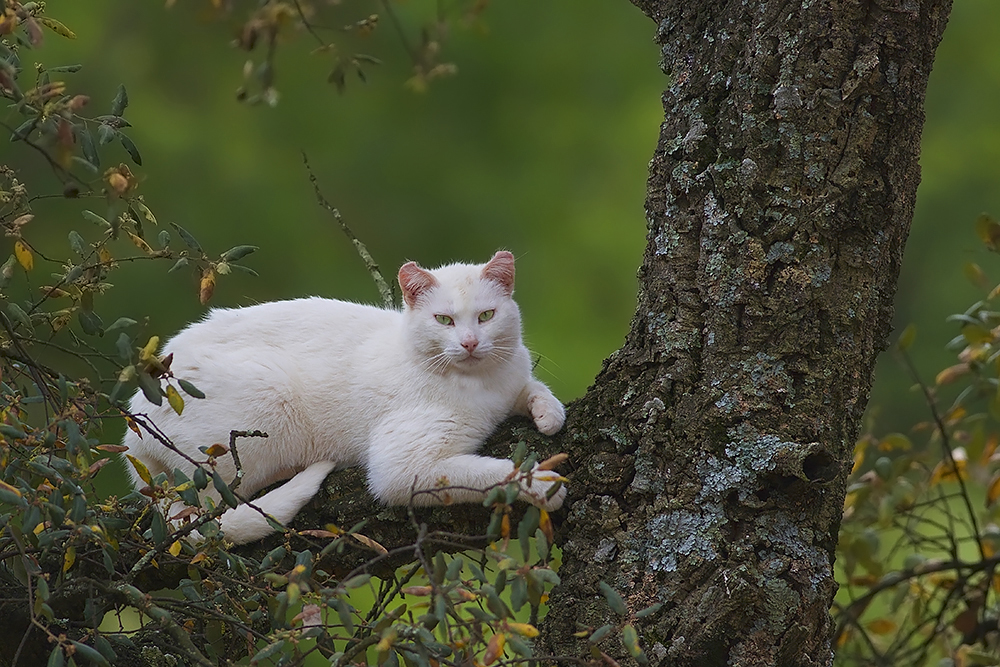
[4,0,1000,476]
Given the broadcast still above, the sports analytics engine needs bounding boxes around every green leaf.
[136,371,162,406]
[78,310,104,336]
[599,581,627,615]
[157,230,170,249]
[168,257,189,273]
[82,210,110,228]
[96,123,116,146]
[78,126,99,168]
[896,324,916,351]
[228,263,259,277]
[178,378,206,399]
[212,471,239,508]
[635,602,663,619]
[194,466,208,490]
[589,624,613,643]
[221,245,258,262]
[10,117,35,142]
[535,527,549,562]
[47,646,64,667]
[344,573,372,589]
[7,303,33,333]
[106,317,137,334]
[0,424,27,440]
[151,510,167,544]
[70,640,110,667]
[509,574,527,612]
[445,555,463,581]
[334,597,354,634]
[251,639,285,665]
[622,624,645,661]
[169,223,203,253]
[118,133,142,166]
[68,230,86,255]
[110,84,128,116]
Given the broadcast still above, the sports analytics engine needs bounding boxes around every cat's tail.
[217,461,337,544]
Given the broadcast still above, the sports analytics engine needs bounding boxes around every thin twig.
[302,152,395,308]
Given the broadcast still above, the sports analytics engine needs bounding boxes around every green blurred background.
[4,0,1000,461]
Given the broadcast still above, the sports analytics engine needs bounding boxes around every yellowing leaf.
[14,240,33,271]
[126,454,152,485]
[537,453,568,471]
[936,364,970,386]
[483,632,505,666]
[981,434,999,466]
[63,546,76,573]
[539,508,553,543]
[127,231,154,255]
[139,336,160,361]
[507,622,539,638]
[35,16,76,39]
[987,473,1000,507]
[204,443,228,457]
[0,480,22,498]
[190,552,208,565]
[930,448,968,486]
[865,618,897,635]
[98,246,113,265]
[125,416,143,439]
[168,540,182,557]
[166,384,184,416]
[836,628,852,648]
[878,433,912,452]
[199,268,216,305]
[352,532,387,554]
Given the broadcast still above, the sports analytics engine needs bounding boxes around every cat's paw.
[520,468,567,511]
[527,393,565,436]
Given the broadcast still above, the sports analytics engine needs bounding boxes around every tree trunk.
[536,0,952,664]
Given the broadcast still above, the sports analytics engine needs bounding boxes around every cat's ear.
[481,251,515,296]
[398,261,439,308]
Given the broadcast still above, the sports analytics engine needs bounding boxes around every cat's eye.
[478,309,495,323]
[435,314,454,326]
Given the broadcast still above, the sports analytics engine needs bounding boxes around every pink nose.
[461,339,479,353]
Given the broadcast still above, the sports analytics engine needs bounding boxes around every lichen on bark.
[533,0,954,664]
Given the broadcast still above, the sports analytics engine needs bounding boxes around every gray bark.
[537,0,953,664]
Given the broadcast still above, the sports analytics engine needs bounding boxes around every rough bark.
[536,0,952,665]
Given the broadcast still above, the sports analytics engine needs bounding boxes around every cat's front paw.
[520,469,567,511]
[528,393,565,436]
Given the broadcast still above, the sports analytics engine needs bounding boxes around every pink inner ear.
[481,251,515,295]
[398,262,439,307]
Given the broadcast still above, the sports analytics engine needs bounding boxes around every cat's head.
[398,251,523,373]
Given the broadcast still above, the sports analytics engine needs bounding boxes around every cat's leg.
[366,427,565,510]
[514,379,566,435]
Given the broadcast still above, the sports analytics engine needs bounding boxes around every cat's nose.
[461,338,479,353]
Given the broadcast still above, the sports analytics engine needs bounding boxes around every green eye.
[435,314,454,326]
[478,309,495,323]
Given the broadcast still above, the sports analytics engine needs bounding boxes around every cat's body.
[123,251,566,544]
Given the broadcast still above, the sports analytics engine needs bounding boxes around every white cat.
[123,251,567,544]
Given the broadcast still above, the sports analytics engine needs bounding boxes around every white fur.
[123,252,566,544]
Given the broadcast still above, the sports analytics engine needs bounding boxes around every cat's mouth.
[454,350,487,365]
